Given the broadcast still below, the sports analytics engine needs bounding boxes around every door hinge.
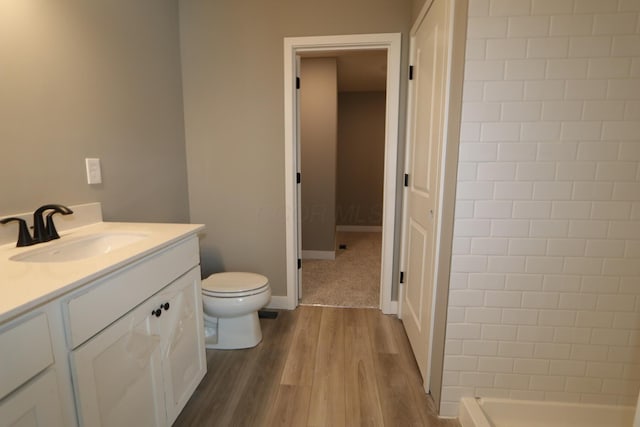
[409,65,414,81]
[296,172,301,184]
[400,271,405,284]
[296,77,300,89]
[297,258,302,269]
[404,173,409,187]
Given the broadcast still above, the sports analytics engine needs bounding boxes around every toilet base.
[205,312,263,350]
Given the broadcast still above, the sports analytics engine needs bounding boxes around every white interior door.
[401,0,450,388]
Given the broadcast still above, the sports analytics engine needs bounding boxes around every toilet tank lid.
[202,272,269,293]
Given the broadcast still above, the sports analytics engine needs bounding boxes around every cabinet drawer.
[66,236,199,349]
[0,368,65,427]
[0,313,54,400]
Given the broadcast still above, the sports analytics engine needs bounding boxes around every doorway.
[283,34,402,313]
[298,51,386,308]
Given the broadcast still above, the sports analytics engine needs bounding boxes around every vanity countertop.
[0,221,204,324]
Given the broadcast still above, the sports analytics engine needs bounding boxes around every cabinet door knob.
[163,302,170,311]
[152,309,161,317]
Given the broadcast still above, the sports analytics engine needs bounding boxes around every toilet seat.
[202,272,270,298]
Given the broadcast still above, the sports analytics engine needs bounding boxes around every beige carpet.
[301,231,381,308]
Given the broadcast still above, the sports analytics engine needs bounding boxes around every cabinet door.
[0,369,64,427]
[154,267,206,424]
[72,298,166,427]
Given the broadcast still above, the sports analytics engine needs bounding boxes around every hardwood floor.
[174,306,460,427]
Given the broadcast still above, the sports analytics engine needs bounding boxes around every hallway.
[301,231,382,308]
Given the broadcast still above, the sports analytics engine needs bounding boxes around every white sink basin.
[10,232,148,263]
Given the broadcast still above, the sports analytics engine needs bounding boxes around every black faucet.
[1,204,74,247]
[0,217,36,247]
[32,204,74,243]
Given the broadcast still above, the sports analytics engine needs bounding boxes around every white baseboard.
[266,296,293,310]
[301,250,335,260]
[382,300,398,315]
[267,296,395,313]
[336,225,383,232]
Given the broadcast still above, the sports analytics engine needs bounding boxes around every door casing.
[283,33,402,313]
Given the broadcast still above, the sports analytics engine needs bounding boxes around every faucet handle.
[45,211,64,240]
[44,207,74,241]
[33,204,74,243]
[0,217,36,247]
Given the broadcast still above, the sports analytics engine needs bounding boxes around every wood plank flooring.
[174,306,460,427]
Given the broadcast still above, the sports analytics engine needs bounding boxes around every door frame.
[283,33,402,313]
[398,0,467,409]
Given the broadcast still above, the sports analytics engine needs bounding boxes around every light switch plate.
[85,158,102,184]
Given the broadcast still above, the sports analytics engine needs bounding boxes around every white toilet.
[201,272,271,350]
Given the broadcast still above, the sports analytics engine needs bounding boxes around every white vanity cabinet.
[72,267,205,426]
[153,268,207,424]
[0,313,66,427]
[72,287,167,426]
[66,235,206,427]
[0,368,65,427]
[0,217,205,427]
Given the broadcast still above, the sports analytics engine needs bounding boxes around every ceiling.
[299,49,387,92]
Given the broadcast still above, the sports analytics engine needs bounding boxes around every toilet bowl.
[201,272,271,350]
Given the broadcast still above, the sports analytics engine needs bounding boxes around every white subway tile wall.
[441,0,640,417]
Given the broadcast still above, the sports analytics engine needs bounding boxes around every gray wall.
[179,0,412,296]
[411,0,429,25]
[337,91,386,226]
[300,58,338,252]
[0,0,190,223]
